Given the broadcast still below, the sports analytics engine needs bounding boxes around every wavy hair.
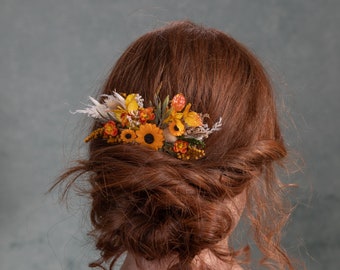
[53,21,296,269]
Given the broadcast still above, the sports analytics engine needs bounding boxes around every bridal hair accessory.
[75,87,222,160]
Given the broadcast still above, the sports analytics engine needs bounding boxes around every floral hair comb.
[75,88,222,160]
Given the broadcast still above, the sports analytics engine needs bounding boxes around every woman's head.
[56,21,294,269]
[100,21,283,160]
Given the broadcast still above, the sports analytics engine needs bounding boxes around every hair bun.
[87,144,235,265]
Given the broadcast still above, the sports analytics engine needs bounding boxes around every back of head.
[56,21,294,269]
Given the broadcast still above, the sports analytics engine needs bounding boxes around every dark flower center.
[144,133,155,144]
[125,133,132,139]
[174,125,179,131]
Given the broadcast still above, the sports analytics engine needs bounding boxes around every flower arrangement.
[75,88,222,160]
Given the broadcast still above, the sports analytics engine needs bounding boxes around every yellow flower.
[165,103,202,128]
[181,103,202,127]
[125,94,139,112]
[135,123,164,150]
[168,119,185,136]
[120,129,136,143]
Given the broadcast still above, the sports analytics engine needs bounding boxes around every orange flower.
[173,140,189,154]
[104,121,118,137]
[171,93,186,112]
[114,111,130,127]
[139,107,155,124]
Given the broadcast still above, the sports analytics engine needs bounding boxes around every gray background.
[1,0,339,269]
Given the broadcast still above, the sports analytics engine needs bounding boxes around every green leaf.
[180,137,205,147]
[162,95,169,114]
[162,110,171,121]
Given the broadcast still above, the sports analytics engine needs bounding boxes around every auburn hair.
[53,21,296,269]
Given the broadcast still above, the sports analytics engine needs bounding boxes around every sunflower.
[168,119,185,136]
[135,123,164,150]
[120,129,136,143]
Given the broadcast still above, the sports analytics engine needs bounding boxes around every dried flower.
[75,90,221,160]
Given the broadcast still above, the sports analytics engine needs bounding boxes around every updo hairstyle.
[55,21,294,269]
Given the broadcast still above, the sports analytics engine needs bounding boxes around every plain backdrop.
[1,0,339,269]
